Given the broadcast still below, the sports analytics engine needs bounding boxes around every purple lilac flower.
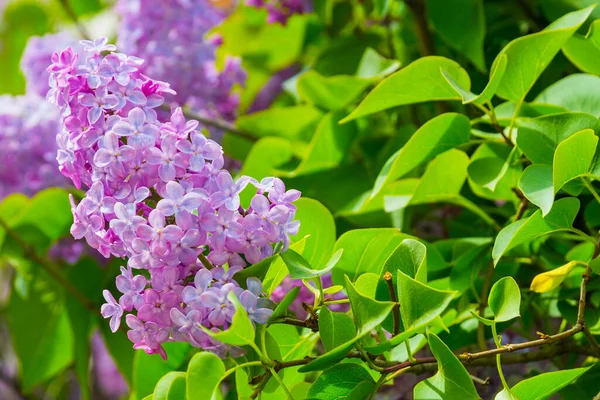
[115,0,246,132]
[0,95,69,197]
[48,40,301,359]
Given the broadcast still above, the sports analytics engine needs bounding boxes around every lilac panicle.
[47,39,300,359]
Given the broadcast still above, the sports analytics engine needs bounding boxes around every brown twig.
[159,105,256,142]
[511,188,529,222]
[0,217,97,312]
[404,0,434,57]
[383,272,400,336]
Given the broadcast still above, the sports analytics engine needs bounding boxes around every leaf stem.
[584,178,600,206]
[477,261,494,351]
[268,367,293,399]
[57,0,91,40]
[491,322,511,392]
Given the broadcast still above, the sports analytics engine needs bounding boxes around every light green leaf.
[427,0,486,71]
[153,372,186,400]
[492,197,580,264]
[292,198,336,270]
[281,248,343,279]
[516,112,600,164]
[384,239,427,282]
[236,105,323,140]
[319,307,356,352]
[409,149,470,204]
[6,271,74,390]
[202,292,255,346]
[563,20,600,74]
[519,164,554,216]
[397,270,456,330]
[413,333,479,399]
[356,47,401,79]
[186,352,226,400]
[297,71,372,111]
[263,239,306,296]
[332,228,447,285]
[371,113,471,197]
[443,54,507,105]
[306,364,375,400]
[468,142,521,202]
[509,367,591,400]
[132,342,190,400]
[346,380,377,399]
[282,112,357,177]
[14,188,72,242]
[553,128,598,193]
[489,276,521,322]
[492,6,594,102]
[341,57,470,122]
[534,74,600,117]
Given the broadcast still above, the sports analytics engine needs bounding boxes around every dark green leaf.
[306,363,375,400]
[319,307,356,352]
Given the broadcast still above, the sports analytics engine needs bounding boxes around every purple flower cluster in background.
[0,95,69,198]
[21,32,83,97]
[115,0,246,126]
[245,0,309,24]
[47,39,301,359]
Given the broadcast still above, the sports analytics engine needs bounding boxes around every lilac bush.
[47,39,300,359]
[245,0,309,24]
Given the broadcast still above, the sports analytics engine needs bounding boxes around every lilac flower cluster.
[0,95,69,198]
[115,0,246,125]
[246,0,309,24]
[47,39,301,358]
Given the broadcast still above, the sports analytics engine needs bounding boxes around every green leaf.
[6,270,74,391]
[371,113,471,197]
[516,112,600,164]
[202,292,255,346]
[534,74,600,117]
[292,198,336,269]
[492,197,580,264]
[236,105,323,140]
[443,54,507,105]
[374,0,392,18]
[299,277,394,372]
[383,239,428,283]
[397,270,456,330]
[509,367,591,400]
[14,188,72,242]
[488,276,521,322]
[427,0,486,71]
[492,6,594,102]
[413,333,479,400]
[132,342,190,400]
[270,286,301,322]
[407,149,470,205]
[153,372,187,400]
[239,137,294,195]
[297,71,372,111]
[186,352,226,400]
[563,20,600,75]
[306,364,375,400]
[262,239,306,295]
[282,111,357,177]
[319,307,356,352]
[356,48,401,79]
[281,248,343,280]
[346,381,377,400]
[519,164,554,216]
[553,129,598,193]
[332,228,447,285]
[341,57,470,122]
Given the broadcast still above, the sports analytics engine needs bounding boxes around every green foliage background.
[3,0,600,399]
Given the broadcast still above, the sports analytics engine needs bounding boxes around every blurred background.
[1,0,599,399]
